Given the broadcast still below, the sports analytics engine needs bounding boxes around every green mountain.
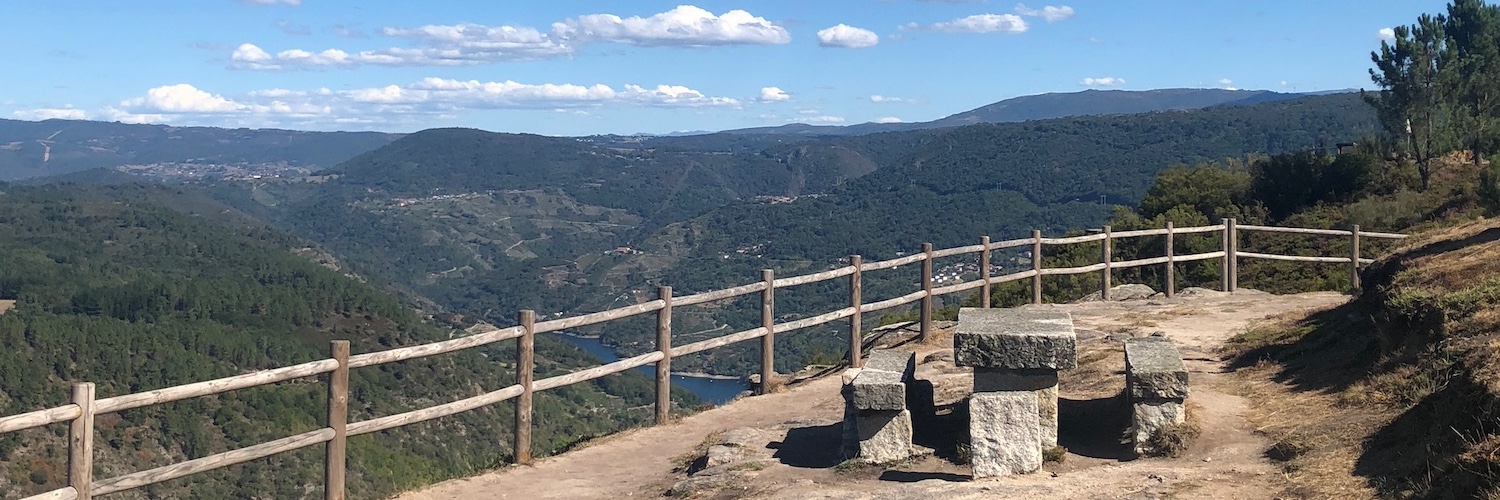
[699,88,1337,137]
[0,118,400,181]
[189,93,1377,381]
[604,93,1379,374]
[0,183,690,499]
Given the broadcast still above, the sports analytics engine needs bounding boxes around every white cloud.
[1080,76,1125,87]
[234,6,789,70]
[1218,78,1238,91]
[1379,27,1396,41]
[759,86,790,102]
[817,24,879,48]
[873,116,902,124]
[12,107,87,120]
[83,79,741,129]
[122,84,243,113]
[248,88,305,98]
[231,43,279,70]
[869,94,908,103]
[240,0,300,5]
[1015,4,1075,22]
[906,14,1028,34]
[553,5,790,46]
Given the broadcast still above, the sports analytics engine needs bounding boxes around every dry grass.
[1232,361,1392,498]
[1060,343,1125,397]
[0,300,13,315]
[916,321,957,348]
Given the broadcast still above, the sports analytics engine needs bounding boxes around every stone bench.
[1124,337,1189,456]
[956,308,1076,477]
[841,349,916,463]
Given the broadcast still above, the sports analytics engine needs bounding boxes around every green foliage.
[1480,157,1500,212]
[0,184,695,499]
[1367,0,1500,189]
[1252,152,1379,219]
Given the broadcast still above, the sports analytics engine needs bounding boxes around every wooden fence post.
[1032,230,1043,305]
[980,236,992,309]
[1228,218,1239,293]
[920,243,934,342]
[69,382,95,500]
[655,286,672,425]
[760,270,775,395]
[514,310,535,464]
[1164,222,1175,299]
[1101,226,1112,300]
[325,341,350,500]
[1220,218,1231,292]
[1351,224,1362,292]
[849,256,863,368]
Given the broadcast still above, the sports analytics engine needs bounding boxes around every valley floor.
[395,290,1350,500]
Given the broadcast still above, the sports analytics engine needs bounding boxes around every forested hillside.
[0,183,692,499]
[185,94,1382,380]
[0,118,399,181]
[702,88,1330,137]
[580,93,1375,375]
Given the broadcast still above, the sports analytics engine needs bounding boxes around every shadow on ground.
[878,470,969,482]
[1059,393,1134,461]
[769,423,844,468]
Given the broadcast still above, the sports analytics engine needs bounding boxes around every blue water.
[560,335,749,406]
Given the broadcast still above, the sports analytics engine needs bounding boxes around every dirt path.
[396,290,1348,500]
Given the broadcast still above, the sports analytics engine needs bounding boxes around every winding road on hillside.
[396,289,1348,500]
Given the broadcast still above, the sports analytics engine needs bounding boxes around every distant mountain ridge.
[0,118,401,181]
[708,88,1354,137]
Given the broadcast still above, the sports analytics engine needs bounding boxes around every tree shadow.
[1058,392,1134,461]
[769,423,844,468]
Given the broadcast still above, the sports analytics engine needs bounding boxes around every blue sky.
[0,0,1450,136]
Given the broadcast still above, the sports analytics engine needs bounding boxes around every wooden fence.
[1,219,1405,499]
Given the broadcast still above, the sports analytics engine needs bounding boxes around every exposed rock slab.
[1075,283,1159,303]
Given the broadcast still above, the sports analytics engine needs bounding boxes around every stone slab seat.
[842,349,917,464]
[851,349,915,411]
[1125,337,1189,400]
[954,309,1077,370]
[1124,337,1189,456]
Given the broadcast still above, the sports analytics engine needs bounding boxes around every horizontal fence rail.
[4,219,1405,499]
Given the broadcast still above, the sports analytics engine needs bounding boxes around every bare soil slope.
[396,289,1347,500]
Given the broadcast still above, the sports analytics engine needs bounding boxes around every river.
[559,335,749,405]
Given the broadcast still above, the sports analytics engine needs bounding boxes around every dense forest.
[600,93,1378,375]
[0,184,695,499]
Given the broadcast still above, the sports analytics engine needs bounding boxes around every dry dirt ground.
[396,289,1349,500]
